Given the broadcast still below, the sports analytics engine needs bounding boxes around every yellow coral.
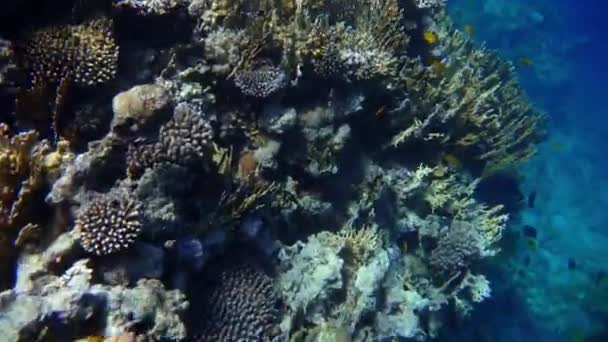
[393,18,545,174]
[0,123,51,288]
[338,224,383,264]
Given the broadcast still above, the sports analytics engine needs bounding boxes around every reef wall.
[0,0,546,341]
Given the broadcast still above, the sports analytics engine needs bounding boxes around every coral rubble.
[0,0,546,340]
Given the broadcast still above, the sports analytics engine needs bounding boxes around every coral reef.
[0,0,546,340]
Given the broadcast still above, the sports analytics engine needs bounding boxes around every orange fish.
[519,56,534,67]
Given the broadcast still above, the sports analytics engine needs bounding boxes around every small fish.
[523,254,531,267]
[428,56,447,75]
[464,24,475,36]
[519,56,534,67]
[522,225,537,239]
[527,239,537,250]
[528,191,536,208]
[568,257,577,271]
[423,31,439,44]
[593,270,606,285]
[443,153,463,169]
[551,142,564,150]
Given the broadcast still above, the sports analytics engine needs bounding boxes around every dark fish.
[568,258,577,271]
[528,190,537,208]
[522,225,538,239]
[523,255,531,267]
[593,270,606,285]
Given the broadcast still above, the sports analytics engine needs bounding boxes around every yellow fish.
[464,24,475,36]
[423,31,439,44]
[519,56,534,67]
[427,56,447,75]
[443,153,463,169]
[550,142,564,150]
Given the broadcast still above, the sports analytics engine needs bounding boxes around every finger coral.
[127,102,214,177]
[193,263,281,342]
[75,194,143,256]
[21,18,118,86]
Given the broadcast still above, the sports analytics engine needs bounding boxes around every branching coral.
[21,18,118,86]
[423,173,507,250]
[305,0,407,81]
[127,102,214,177]
[392,21,545,174]
[0,124,50,288]
[75,193,143,256]
[193,263,281,341]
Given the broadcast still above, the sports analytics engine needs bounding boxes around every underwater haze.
[0,0,606,341]
[447,0,608,341]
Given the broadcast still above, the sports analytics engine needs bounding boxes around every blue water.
[446,1,608,340]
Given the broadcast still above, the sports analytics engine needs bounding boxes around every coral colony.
[0,0,545,341]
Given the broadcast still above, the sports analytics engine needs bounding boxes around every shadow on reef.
[0,0,548,341]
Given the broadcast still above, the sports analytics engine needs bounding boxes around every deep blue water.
[446,1,608,340]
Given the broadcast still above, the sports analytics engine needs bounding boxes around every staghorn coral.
[21,18,118,86]
[234,65,288,98]
[193,262,281,341]
[305,0,407,82]
[392,19,545,174]
[74,193,143,256]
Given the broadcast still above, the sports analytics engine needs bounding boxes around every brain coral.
[194,263,281,342]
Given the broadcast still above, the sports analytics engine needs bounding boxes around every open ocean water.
[446,0,608,341]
